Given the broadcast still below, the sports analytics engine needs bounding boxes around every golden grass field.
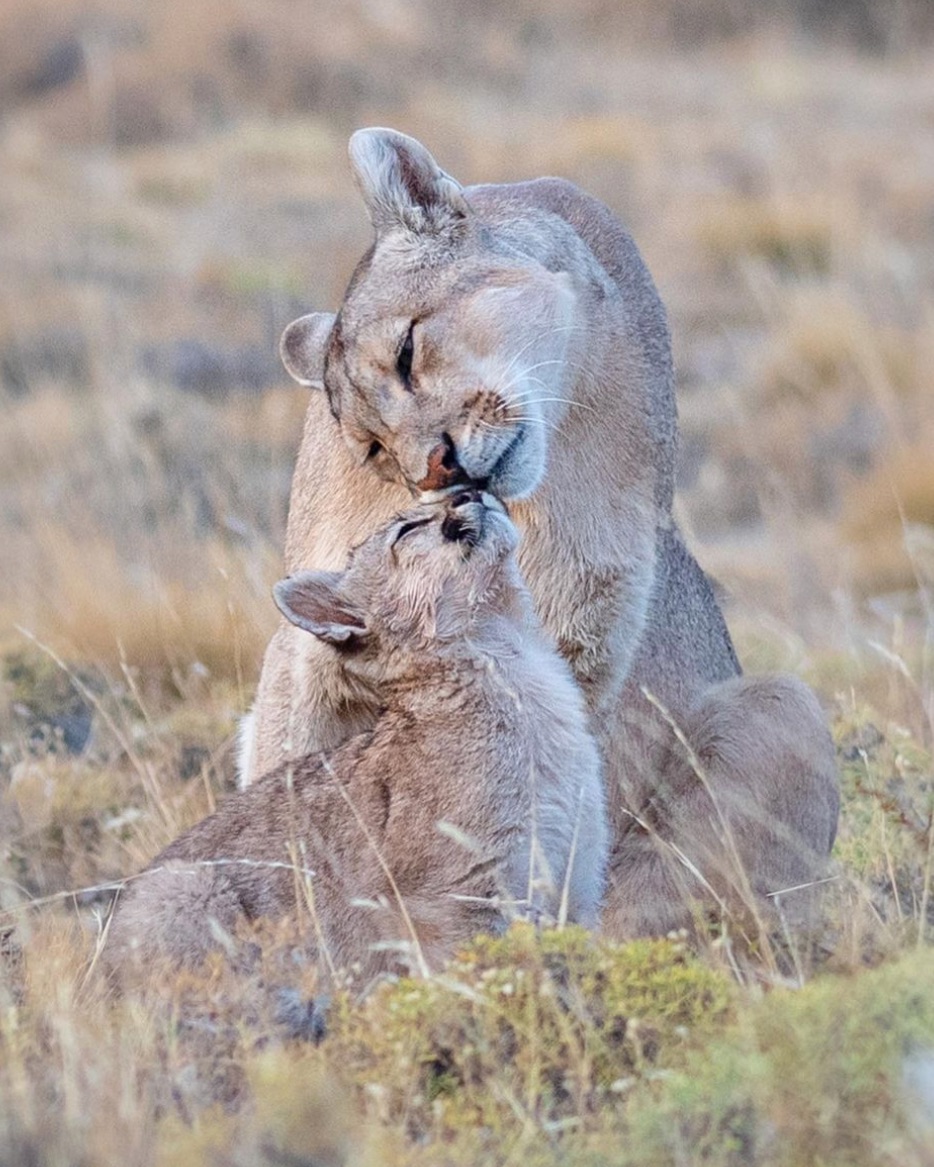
[1,1,933,1163]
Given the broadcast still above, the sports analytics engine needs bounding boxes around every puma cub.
[108,491,606,982]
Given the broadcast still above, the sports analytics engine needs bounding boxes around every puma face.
[279,128,579,501]
[273,490,521,681]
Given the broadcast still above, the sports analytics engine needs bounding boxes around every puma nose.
[417,433,470,492]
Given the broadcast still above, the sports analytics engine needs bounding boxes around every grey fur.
[245,128,838,938]
[109,494,607,981]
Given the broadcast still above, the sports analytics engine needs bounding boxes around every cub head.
[280,127,579,500]
[273,490,523,680]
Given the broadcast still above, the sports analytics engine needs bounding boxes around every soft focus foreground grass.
[0,913,933,1165]
[1,640,932,1164]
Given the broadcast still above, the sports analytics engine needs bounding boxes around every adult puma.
[245,128,838,938]
[109,492,606,981]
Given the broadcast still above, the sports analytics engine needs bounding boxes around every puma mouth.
[418,423,528,509]
[416,429,523,502]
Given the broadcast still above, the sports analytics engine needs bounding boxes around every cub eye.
[396,323,415,387]
[394,517,431,544]
[366,439,383,460]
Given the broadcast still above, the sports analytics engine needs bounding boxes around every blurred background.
[1,0,932,761]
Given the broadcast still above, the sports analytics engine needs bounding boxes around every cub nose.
[441,487,485,545]
[450,487,482,508]
[417,433,470,492]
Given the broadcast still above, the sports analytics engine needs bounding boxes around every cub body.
[109,493,606,981]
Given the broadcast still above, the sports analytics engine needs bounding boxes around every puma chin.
[466,423,538,499]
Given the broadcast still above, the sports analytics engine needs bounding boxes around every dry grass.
[838,423,934,595]
[1,0,934,1162]
[697,194,844,279]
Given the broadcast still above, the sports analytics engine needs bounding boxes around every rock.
[19,36,83,98]
[3,649,94,757]
[0,329,90,396]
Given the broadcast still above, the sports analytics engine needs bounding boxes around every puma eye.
[396,324,415,388]
[366,439,383,460]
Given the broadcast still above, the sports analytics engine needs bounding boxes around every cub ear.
[273,571,368,647]
[280,313,335,388]
[348,127,470,234]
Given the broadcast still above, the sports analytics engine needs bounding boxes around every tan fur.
[245,128,838,938]
[109,494,606,981]
[605,674,839,939]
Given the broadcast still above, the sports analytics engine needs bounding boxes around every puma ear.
[273,571,368,647]
[280,313,336,388]
[348,127,470,234]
